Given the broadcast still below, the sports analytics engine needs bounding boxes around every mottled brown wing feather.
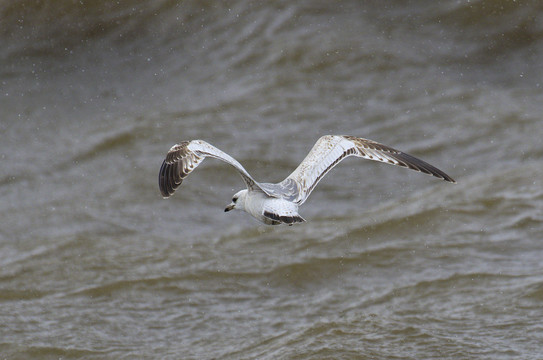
[283,135,455,204]
[159,141,204,198]
[159,140,265,198]
[343,136,456,183]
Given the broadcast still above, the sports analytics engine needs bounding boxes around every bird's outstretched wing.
[280,135,456,205]
[159,140,264,198]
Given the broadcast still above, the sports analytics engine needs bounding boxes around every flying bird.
[159,135,455,225]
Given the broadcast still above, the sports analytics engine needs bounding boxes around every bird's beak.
[224,203,235,212]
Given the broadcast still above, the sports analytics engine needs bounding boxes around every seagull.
[159,135,455,225]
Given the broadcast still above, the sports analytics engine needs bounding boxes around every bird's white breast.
[244,191,299,223]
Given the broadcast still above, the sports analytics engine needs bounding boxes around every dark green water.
[1,1,543,359]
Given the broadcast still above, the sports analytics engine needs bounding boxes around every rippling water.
[1,1,543,359]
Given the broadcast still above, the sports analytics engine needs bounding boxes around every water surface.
[1,1,543,359]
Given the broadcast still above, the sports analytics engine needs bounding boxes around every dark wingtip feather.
[394,151,456,183]
[158,160,170,197]
[159,159,184,198]
[344,136,456,183]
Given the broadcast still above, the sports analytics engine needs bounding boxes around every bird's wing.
[159,140,265,198]
[280,135,456,205]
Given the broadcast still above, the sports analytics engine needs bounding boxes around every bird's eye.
[232,197,237,203]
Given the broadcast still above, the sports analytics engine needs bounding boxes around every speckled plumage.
[159,135,455,225]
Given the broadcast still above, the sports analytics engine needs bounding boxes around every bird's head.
[224,189,247,212]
